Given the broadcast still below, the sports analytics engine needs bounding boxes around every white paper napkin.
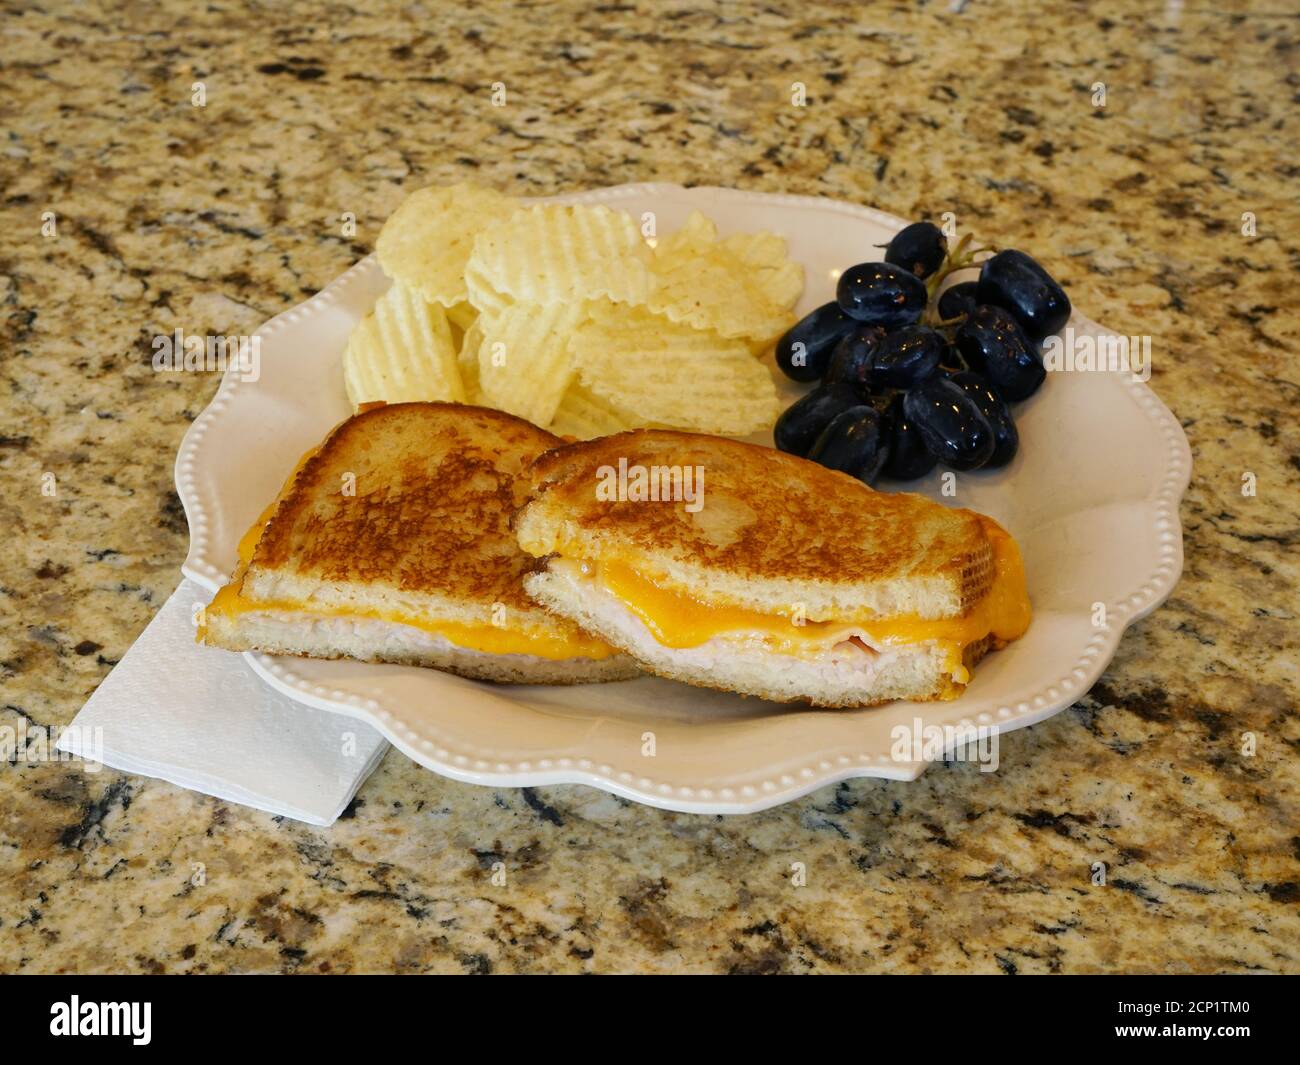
[56,578,389,826]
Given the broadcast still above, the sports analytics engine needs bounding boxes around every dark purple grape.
[775,302,858,382]
[873,325,944,388]
[880,393,938,481]
[773,382,865,457]
[949,371,1019,468]
[976,249,1071,341]
[954,304,1046,401]
[884,222,947,280]
[835,262,927,329]
[806,406,890,486]
[902,378,995,471]
[823,325,886,391]
[937,280,979,322]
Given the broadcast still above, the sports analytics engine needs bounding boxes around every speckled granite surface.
[1,0,1296,974]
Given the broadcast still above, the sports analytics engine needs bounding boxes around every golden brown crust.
[253,402,565,616]
[516,429,994,615]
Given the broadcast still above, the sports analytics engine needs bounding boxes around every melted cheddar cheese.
[593,516,1030,671]
[201,450,614,662]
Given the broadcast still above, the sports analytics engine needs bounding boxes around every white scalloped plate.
[176,183,1190,814]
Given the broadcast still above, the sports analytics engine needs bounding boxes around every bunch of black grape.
[773,221,1070,484]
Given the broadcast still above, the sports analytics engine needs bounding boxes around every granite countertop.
[1,1,1296,974]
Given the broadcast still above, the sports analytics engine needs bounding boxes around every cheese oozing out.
[200,453,615,662]
[558,516,1030,673]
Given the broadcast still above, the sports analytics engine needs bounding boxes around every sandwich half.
[200,402,637,684]
[514,430,1031,707]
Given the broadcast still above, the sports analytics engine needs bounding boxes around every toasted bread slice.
[201,403,638,684]
[515,430,994,621]
[514,430,1029,706]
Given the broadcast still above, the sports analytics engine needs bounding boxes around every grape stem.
[921,234,997,327]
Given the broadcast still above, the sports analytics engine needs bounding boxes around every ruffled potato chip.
[375,183,515,307]
[547,382,635,440]
[468,203,654,308]
[646,211,799,350]
[343,281,464,407]
[477,301,592,427]
[570,302,779,435]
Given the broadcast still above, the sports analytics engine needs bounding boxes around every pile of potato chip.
[342,183,804,438]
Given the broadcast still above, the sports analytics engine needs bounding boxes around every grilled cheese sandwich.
[515,430,1030,706]
[201,403,637,684]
